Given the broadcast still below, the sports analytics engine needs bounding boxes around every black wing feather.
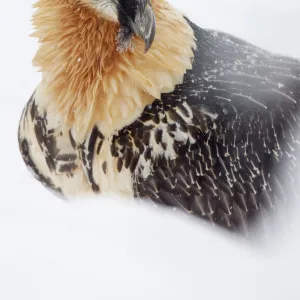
[116,21,300,234]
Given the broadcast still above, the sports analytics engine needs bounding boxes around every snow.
[0,1,300,299]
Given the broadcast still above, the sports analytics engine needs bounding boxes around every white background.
[0,1,300,299]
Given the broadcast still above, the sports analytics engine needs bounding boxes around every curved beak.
[130,4,156,53]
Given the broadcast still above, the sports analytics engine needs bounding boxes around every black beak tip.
[144,45,151,53]
[144,36,155,53]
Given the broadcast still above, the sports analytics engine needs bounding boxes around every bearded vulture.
[18,0,300,235]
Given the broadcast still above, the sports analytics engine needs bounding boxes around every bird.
[18,0,300,235]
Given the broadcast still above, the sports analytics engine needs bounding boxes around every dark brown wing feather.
[113,22,300,235]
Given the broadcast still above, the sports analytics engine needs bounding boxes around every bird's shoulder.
[18,92,91,197]
[171,20,300,113]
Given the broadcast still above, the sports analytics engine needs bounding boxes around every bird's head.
[83,0,156,52]
[32,0,195,138]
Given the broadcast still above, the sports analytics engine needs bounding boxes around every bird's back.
[130,22,300,234]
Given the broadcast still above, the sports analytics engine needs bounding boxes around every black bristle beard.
[116,21,135,53]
